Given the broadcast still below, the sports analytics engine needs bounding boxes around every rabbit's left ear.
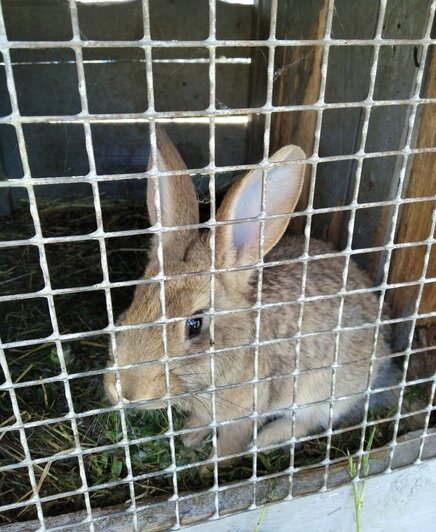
[147,125,199,229]
[216,145,306,267]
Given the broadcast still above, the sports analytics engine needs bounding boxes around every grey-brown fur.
[104,128,397,458]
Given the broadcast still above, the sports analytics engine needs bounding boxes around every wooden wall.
[254,0,435,340]
[0,0,256,211]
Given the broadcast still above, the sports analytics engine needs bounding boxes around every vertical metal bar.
[66,3,127,530]
[249,0,279,511]
[0,342,45,528]
[206,0,220,521]
[68,2,140,529]
[0,3,80,529]
[417,260,436,462]
[141,1,180,528]
[321,0,389,487]
[285,0,336,500]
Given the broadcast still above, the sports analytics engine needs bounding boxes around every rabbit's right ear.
[147,126,199,230]
[216,145,306,268]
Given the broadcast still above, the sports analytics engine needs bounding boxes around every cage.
[0,0,435,530]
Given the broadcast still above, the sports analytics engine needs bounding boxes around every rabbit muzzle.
[104,363,168,410]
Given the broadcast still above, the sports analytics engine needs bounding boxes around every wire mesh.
[0,0,435,530]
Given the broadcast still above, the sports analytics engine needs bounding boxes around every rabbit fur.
[105,127,397,458]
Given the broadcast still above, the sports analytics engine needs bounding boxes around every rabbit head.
[104,127,306,413]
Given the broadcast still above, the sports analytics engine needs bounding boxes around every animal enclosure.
[0,0,435,530]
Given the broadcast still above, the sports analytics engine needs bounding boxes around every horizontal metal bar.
[1,195,434,251]
[0,267,434,305]
[1,97,436,126]
[1,148,435,190]
[0,336,433,398]
[1,37,435,49]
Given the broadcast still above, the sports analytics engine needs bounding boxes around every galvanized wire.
[0,0,435,529]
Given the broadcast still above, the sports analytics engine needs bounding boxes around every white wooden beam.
[184,459,436,532]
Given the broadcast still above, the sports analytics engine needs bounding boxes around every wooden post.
[387,47,436,327]
[267,0,329,231]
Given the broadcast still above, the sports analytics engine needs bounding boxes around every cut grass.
[347,426,377,532]
[0,196,431,524]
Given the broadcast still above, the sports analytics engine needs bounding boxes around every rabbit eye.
[186,317,202,338]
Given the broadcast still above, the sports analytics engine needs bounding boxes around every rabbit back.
[255,235,394,433]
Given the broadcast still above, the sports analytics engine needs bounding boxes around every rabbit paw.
[182,428,210,448]
[181,416,211,448]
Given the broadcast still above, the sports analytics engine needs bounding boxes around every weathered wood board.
[387,47,436,328]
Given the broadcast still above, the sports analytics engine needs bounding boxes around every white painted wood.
[183,460,436,532]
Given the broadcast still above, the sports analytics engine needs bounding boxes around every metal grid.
[0,0,435,530]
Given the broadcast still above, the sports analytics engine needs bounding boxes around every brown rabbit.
[104,127,396,458]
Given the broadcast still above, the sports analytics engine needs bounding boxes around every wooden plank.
[266,0,328,232]
[184,458,436,532]
[255,0,382,241]
[326,1,430,260]
[387,47,436,327]
[352,0,433,276]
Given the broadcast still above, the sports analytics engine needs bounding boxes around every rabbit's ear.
[216,145,306,267]
[147,126,199,228]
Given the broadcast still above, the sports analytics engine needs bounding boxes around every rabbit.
[104,126,398,458]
